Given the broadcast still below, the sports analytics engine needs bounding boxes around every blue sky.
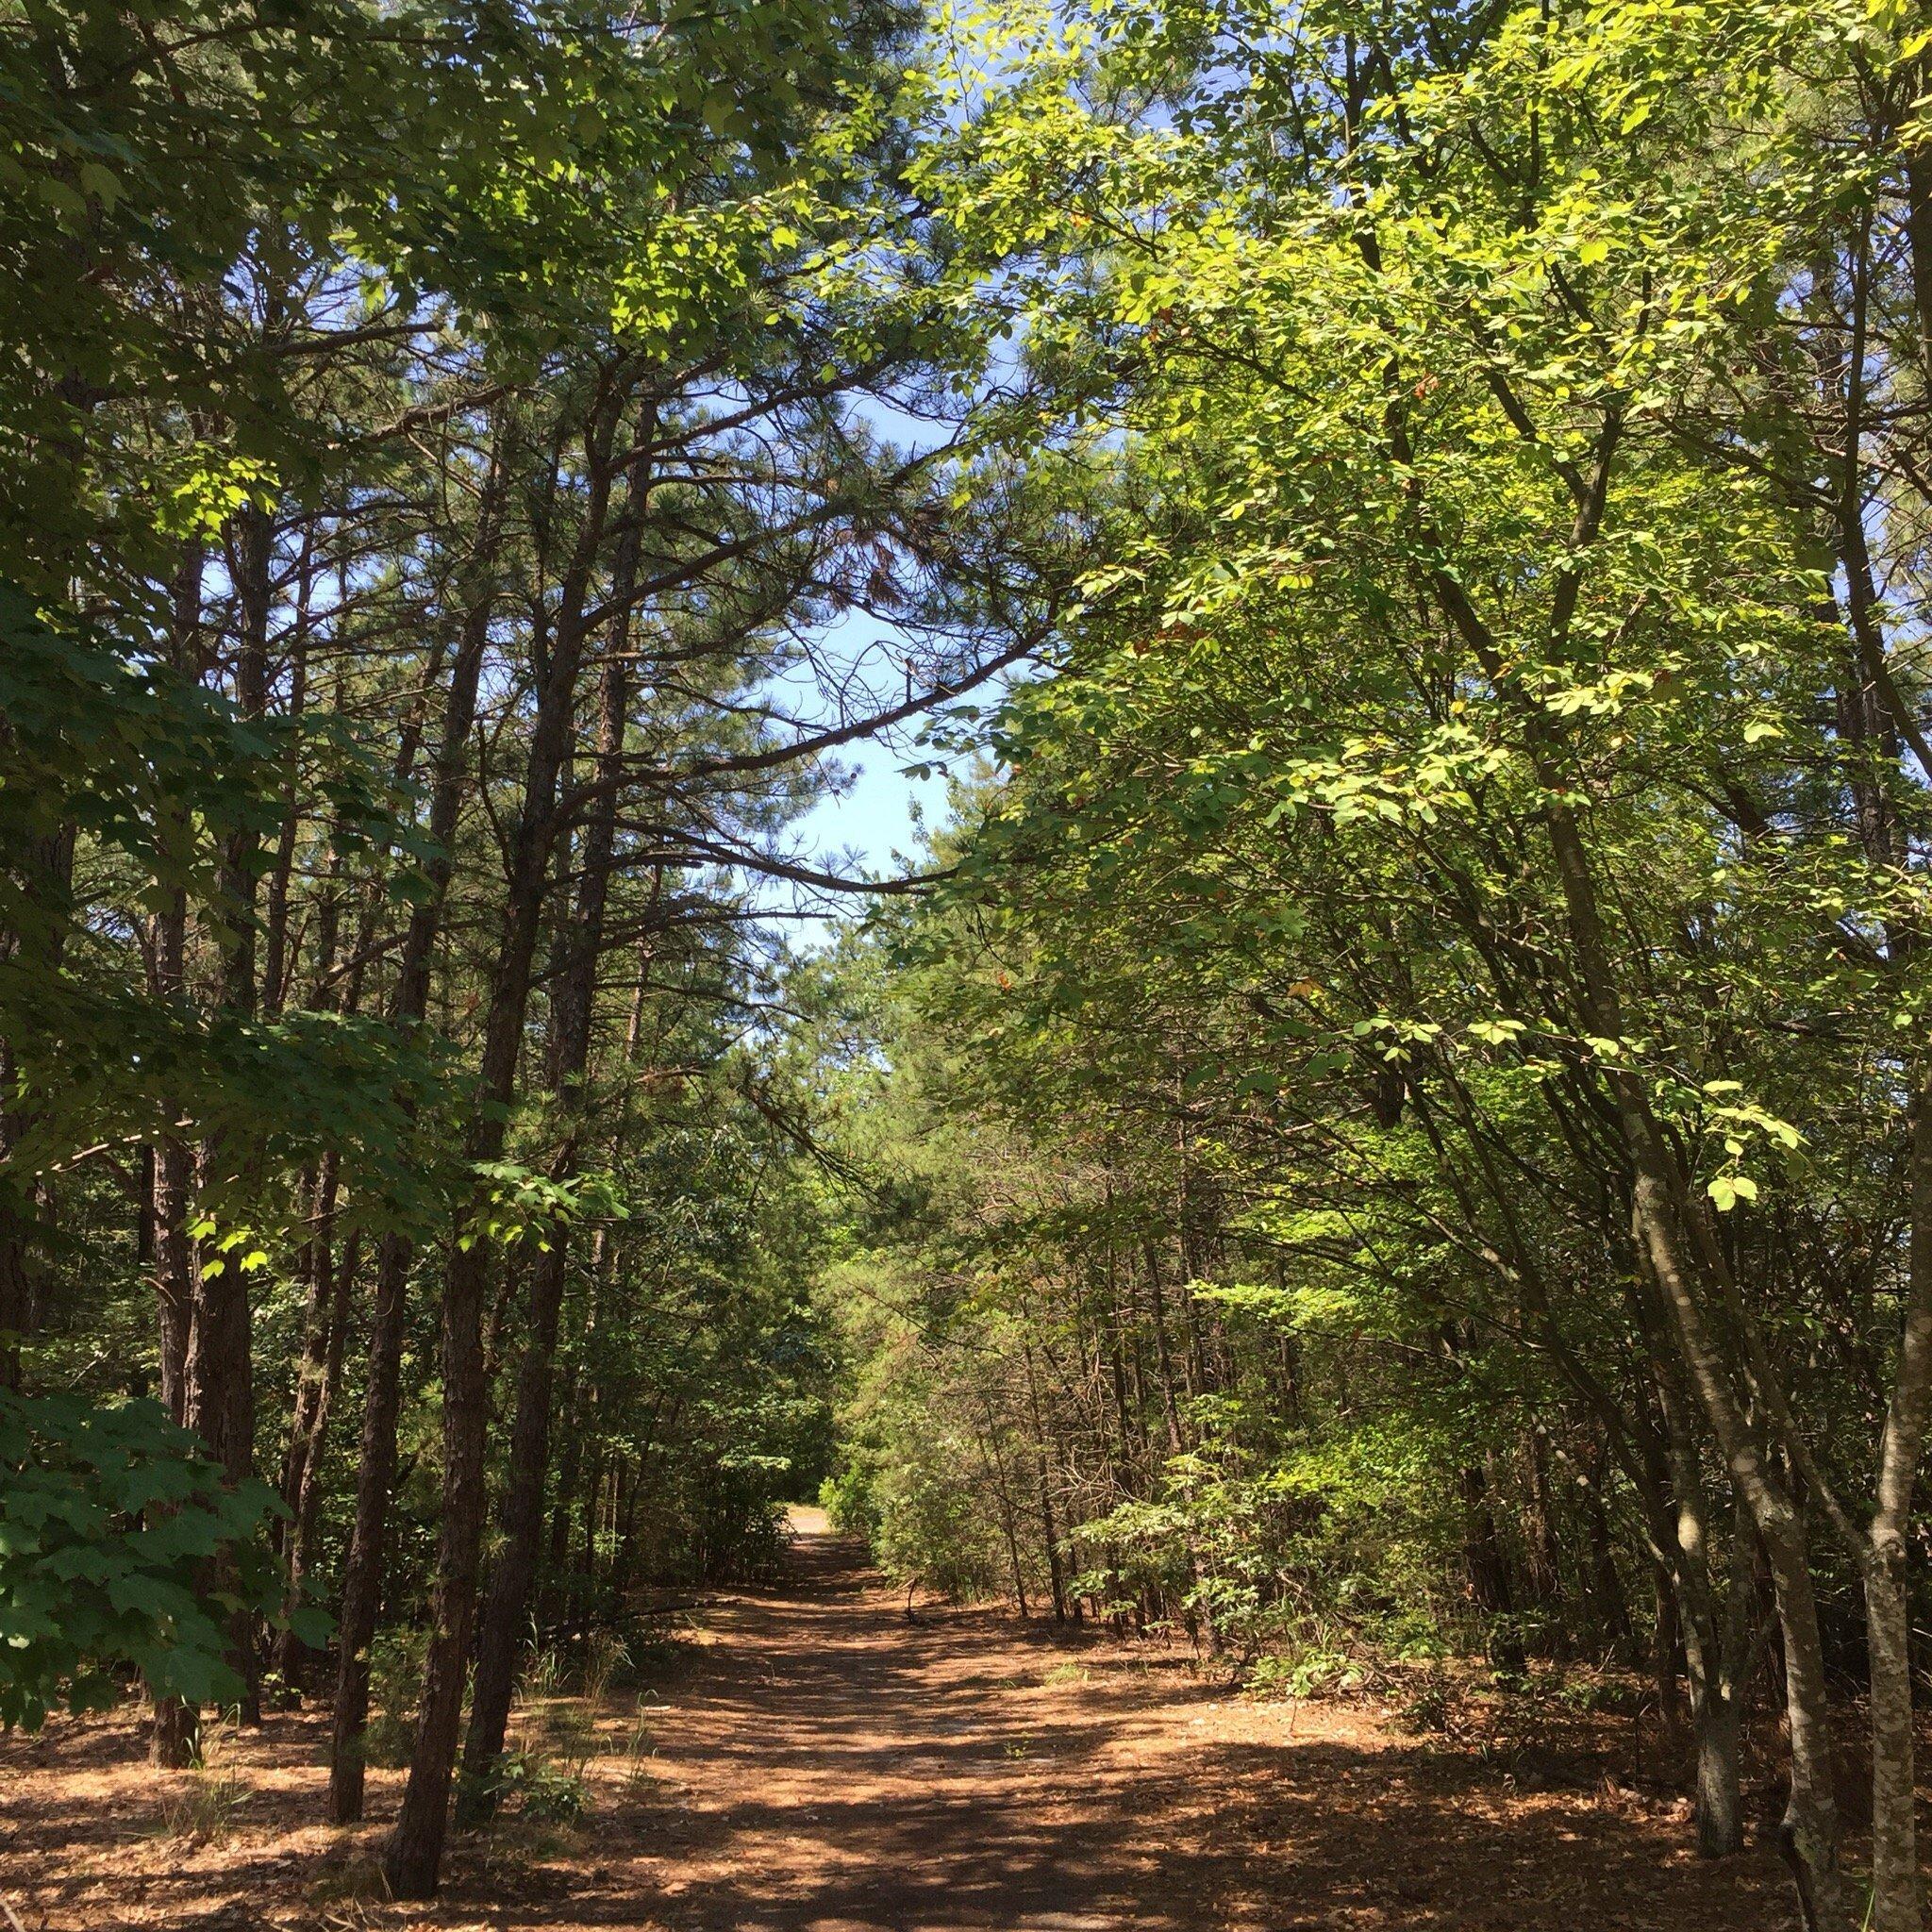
[796,739,951,877]
[774,391,1017,940]
[760,597,960,951]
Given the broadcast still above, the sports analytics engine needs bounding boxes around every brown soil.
[0,1513,1793,1930]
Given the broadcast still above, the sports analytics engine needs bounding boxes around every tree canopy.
[8,3,1932,1929]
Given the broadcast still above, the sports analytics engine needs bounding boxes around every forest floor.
[0,1510,1801,1930]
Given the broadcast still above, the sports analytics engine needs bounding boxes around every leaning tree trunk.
[1546,783,1847,1925]
[1408,406,1851,1923]
[1560,832,1847,1924]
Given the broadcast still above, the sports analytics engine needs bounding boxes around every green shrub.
[818,1464,877,1537]
[361,1626,426,1769]
[487,1742,591,1823]
[0,1390,325,1728]
[1397,1674,1457,1734]
[1245,1646,1361,1700]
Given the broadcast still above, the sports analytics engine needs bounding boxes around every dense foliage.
[805,7,1932,1931]
[11,1,1932,1928]
[0,0,1059,1898]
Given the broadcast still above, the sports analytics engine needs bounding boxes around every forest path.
[608,1507,1257,1931]
[0,1510,1791,1931]
[563,1510,1785,1932]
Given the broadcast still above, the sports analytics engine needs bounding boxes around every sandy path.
[612,1514,1252,1931]
[554,1515,1787,1932]
[0,1514,1792,1930]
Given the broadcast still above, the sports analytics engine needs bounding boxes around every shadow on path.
[0,1516,1795,1932]
[553,1520,1789,1932]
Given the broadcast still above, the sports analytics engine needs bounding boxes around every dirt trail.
[611,1510,1257,1932]
[1,1513,1792,1930]
[593,1515,1788,1932]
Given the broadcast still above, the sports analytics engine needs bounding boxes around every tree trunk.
[1582,1456,1633,1655]
[459,594,635,1822]
[1460,1461,1524,1673]
[1141,1239,1184,1455]
[184,495,275,1728]
[1651,1561,1686,1745]
[1399,388,1849,1923]
[1541,760,1845,1923]
[146,543,204,1768]
[1865,1539,1920,1932]
[1693,1689,1745,1862]
[277,1158,340,1554]
[328,446,507,1818]
[1037,1454,1067,1624]
[328,1232,408,1823]
[1856,1052,1932,1932]
[274,1221,358,1692]
[1761,1517,1847,1932]
[455,1240,569,1824]
[385,400,616,1900]
[383,1234,492,1892]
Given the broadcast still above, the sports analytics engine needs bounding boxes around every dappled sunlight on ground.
[0,1524,1793,1929]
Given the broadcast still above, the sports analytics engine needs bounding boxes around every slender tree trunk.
[144,542,206,1768]
[1003,1505,1029,1616]
[258,526,318,1022]
[1693,1686,1745,1861]
[329,447,507,1820]
[575,1449,604,1630]
[1141,1239,1183,1455]
[459,559,637,1820]
[184,496,275,1727]
[329,1231,408,1822]
[545,1363,582,1613]
[1758,1519,1844,1932]
[385,398,617,1899]
[1857,1058,1932,1932]
[978,1412,1030,1616]
[1679,1503,1754,1861]
[149,1111,201,1773]
[1582,1451,1633,1655]
[1542,692,1844,1922]
[1021,1340,1067,1624]
[1460,1461,1524,1673]
[1651,1561,1687,1745]
[1037,1454,1067,1624]
[1647,1367,1750,1858]
[277,1158,340,1553]
[1865,1541,1919,1932]
[1394,375,1848,1922]
[275,1222,359,1691]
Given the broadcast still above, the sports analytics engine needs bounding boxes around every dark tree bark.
[274,1191,360,1693]
[458,479,640,1819]
[328,1230,410,1822]
[328,444,508,1823]
[185,495,275,1728]
[385,391,620,1900]
[0,816,75,1393]
[1459,1461,1525,1673]
[144,541,207,1769]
